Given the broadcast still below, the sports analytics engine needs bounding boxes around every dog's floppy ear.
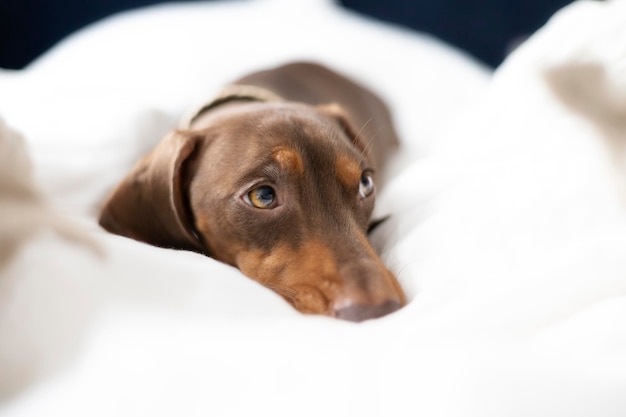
[99,130,204,253]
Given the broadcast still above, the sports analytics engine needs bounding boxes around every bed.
[1,0,626,415]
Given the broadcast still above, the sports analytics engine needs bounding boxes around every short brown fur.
[272,146,305,176]
[99,62,405,322]
[335,154,362,189]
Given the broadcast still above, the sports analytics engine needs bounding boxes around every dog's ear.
[99,130,204,253]
[317,103,368,156]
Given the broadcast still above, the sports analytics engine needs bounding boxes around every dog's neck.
[180,84,284,130]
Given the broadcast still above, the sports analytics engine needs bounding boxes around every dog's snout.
[334,300,402,322]
[328,259,405,322]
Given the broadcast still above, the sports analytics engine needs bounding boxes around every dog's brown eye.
[247,185,276,209]
[359,172,374,198]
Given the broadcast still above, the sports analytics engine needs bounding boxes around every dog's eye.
[246,185,276,209]
[359,172,374,198]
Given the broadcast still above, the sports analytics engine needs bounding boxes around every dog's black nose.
[334,300,402,322]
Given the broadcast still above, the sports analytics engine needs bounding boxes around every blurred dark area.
[0,0,573,70]
[342,0,574,67]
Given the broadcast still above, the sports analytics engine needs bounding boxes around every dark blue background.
[0,0,572,69]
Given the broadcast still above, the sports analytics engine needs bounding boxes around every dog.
[99,62,406,322]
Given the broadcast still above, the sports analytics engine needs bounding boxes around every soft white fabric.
[1,0,626,416]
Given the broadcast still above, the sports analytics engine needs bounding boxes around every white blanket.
[1,0,626,416]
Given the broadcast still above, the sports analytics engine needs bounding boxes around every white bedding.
[1,0,626,416]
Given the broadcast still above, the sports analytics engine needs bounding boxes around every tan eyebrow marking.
[272,146,304,175]
[335,154,361,188]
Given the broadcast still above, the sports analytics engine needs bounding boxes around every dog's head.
[100,97,405,321]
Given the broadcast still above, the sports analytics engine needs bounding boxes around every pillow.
[7,0,626,416]
[0,0,490,409]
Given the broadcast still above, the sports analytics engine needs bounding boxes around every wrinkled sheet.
[1,0,626,416]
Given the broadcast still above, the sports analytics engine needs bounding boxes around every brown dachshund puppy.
[99,62,405,321]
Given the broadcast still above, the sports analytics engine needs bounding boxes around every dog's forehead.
[209,102,364,169]
[214,103,350,143]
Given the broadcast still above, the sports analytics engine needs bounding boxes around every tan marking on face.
[335,154,361,188]
[272,146,304,175]
[235,233,405,316]
[236,239,340,314]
